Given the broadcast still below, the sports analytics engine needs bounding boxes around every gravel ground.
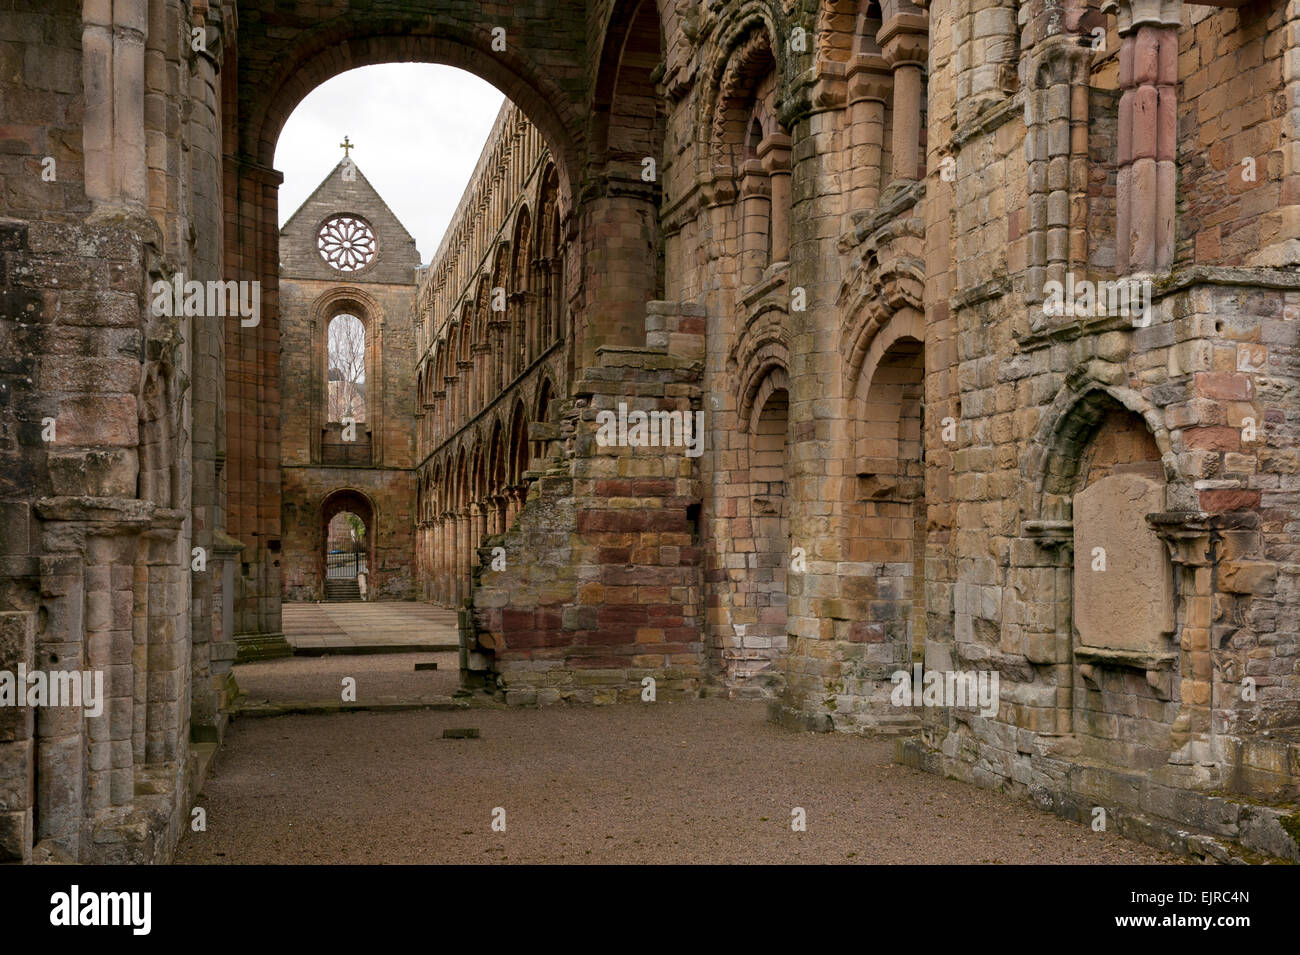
[235,652,461,705]
[177,699,1181,864]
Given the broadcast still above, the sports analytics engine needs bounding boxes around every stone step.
[325,579,362,601]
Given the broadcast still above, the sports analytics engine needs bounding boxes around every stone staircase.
[325,578,361,601]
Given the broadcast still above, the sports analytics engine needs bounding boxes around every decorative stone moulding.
[846,54,892,105]
[1100,0,1183,33]
[317,215,377,272]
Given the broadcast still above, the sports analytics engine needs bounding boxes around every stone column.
[759,133,793,264]
[505,486,524,527]
[82,0,148,215]
[444,375,458,429]
[1022,520,1076,738]
[223,156,288,660]
[533,260,551,348]
[549,259,564,347]
[429,520,439,603]
[1024,38,1093,305]
[489,320,507,393]
[1149,512,1222,767]
[187,0,230,742]
[473,343,492,412]
[846,55,892,213]
[879,14,929,186]
[1104,0,1181,274]
[458,360,474,418]
[457,508,470,606]
[738,160,771,286]
[436,516,448,606]
[433,390,446,445]
[473,503,486,567]
[575,179,658,367]
[36,498,153,859]
[447,513,458,606]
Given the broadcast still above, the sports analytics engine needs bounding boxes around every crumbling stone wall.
[470,303,707,703]
[5,0,1300,866]
[0,0,239,863]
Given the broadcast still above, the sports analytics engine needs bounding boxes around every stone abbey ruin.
[2,0,1300,864]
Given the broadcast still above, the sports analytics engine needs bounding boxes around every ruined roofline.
[426,98,518,277]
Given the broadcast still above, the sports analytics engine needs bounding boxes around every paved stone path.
[283,601,459,652]
[235,651,463,711]
[177,698,1181,865]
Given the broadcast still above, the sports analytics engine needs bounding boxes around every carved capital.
[878,14,930,67]
[1100,0,1183,35]
[847,54,893,105]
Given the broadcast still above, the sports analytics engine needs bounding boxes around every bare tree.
[328,314,367,422]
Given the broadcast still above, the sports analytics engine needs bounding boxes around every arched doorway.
[320,489,376,602]
[222,8,591,647]
[844,315,927,667]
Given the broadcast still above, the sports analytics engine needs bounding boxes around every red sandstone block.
[848,621,887,643]
[1133,27,1161,85]
[598,606,648,626]
[1131,86,1159,160]
[1183,426,1240,452]
[1200,490,1260,511]
[632,479,674,496]
[588,630,637,646]
[503,629,545,649]
[569,656,630,669]
[1156,87,1176,161]
[502,609,534,631]
[577,510,647,533]
[645,510,687,532]
[1195,372,1252,400]
[597,546,631,563]
[1117,90,1133,164]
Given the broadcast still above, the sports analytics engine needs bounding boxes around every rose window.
[318,216,376,272]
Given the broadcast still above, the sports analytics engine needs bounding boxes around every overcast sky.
[274,64,506,265]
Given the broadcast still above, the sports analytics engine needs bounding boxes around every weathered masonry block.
[470,303,707,704]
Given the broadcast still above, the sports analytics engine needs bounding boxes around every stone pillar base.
[233,631,292,662]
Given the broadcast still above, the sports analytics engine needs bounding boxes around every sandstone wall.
[277,161,419,604]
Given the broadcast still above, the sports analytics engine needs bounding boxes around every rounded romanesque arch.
[715,360,792,685]
[509,206,532,368]
[488,418,507,535]
[319,487,377,600]
[838,220,926,396]
[1025,377,1178,524]
[701,13,785,176]
[732,304,792,436]
[508,398,529,489]
[698,14,793,286]
[236,8,586,196]
[536,165,566,352]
